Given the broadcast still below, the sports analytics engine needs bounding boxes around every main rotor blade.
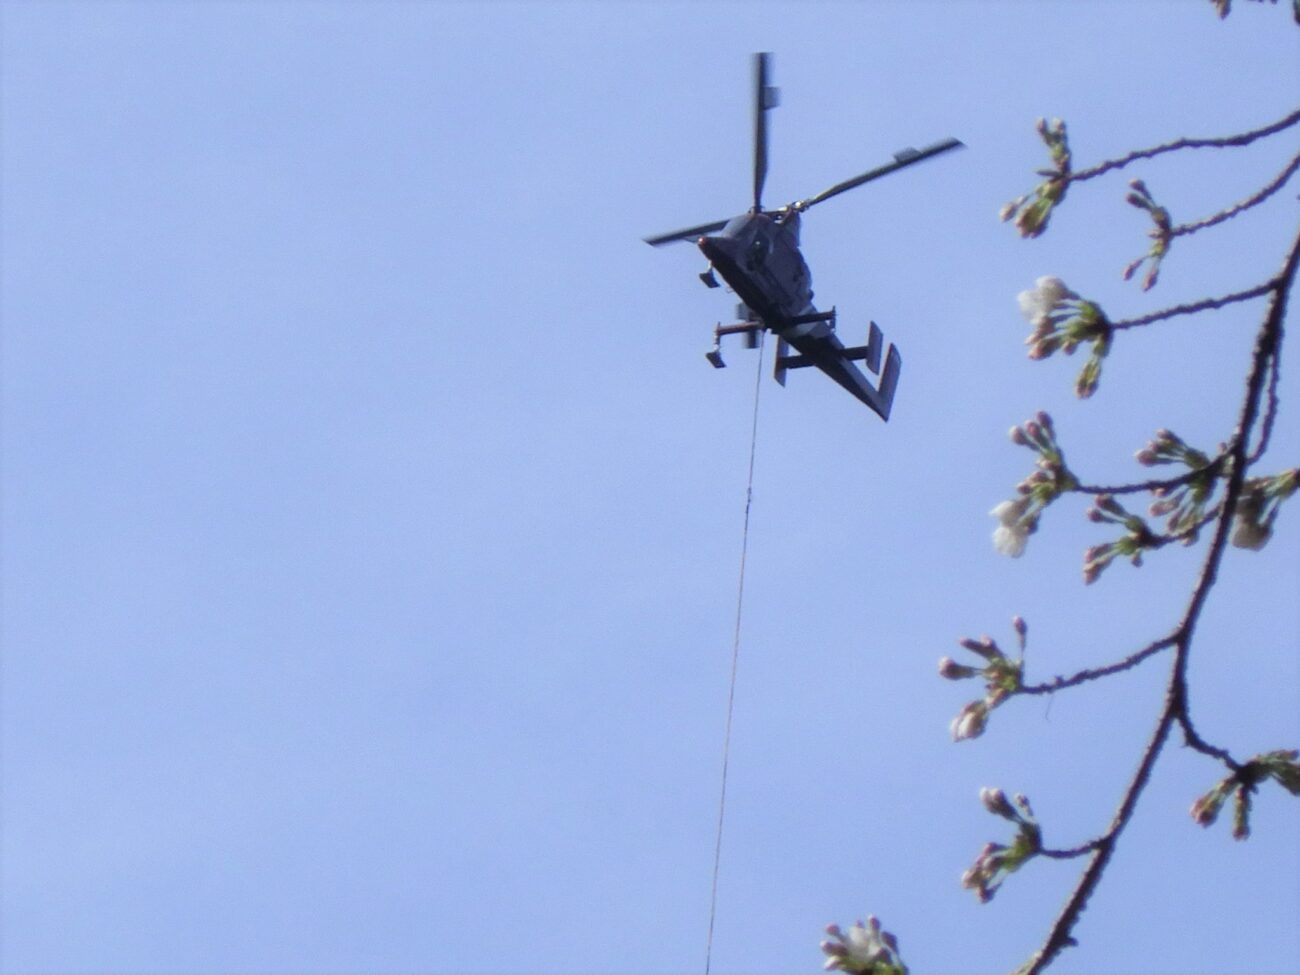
[753,52,773,211]
[643,218,730,248]
[796,137,964,211]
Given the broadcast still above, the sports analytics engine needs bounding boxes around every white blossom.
[1017,276,1072,325]
[1231,516,1272,550]
[821,916,901,972]
[993,524,1029,557]
[990,498,1033,558]
[1231,493,1273,550]
[950,701,989,741]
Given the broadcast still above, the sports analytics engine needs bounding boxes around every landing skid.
[705,303,767,368]
[705,320,763,368]
[705,307,837,369]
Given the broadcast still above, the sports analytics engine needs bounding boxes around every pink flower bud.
[1149,498,1178,517]
[1190,796,1217,826]
[938,657,979,680]
[951,701,989,741]
[959,635,1002,661]
[981,787,1017,820]
[1095,494,1121,513]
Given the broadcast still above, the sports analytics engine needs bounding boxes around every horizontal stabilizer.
[772,319,902,421]
[775,351,814,372]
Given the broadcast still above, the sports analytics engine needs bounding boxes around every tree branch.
[1072,459,1224,497]
[1017,221,1299,975]
[1019,635,1176,695]
[1177,709,1241,770]
[1248,348,1284,464]
[1019,701,1177,974]
[1172,152,1300,238]
[1069,107,1300,184]
[1040,840,1103,861]
[1111,282,1275,331]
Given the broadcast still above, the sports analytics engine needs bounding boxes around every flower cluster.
[1134,427,1210,469]
[1136,429,1222,540]
[1000,118,1072,238]
[1121,179,1173,290]
[990,413,1077,558]
[820,916,908,974]
[1231,468,1298,550]
[941,618,1027,741]
[961,789,1042,903]
[1082,494,1159,584]
[1191,750,1300,840]
[1017,276,1112,398]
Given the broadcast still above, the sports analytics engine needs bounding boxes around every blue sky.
[2,3,1298,974]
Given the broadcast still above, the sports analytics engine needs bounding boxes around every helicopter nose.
[697,235,725,263]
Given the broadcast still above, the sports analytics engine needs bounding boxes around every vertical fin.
[865,321,883,375]
[773,335,789,386]
[875,344,902,421]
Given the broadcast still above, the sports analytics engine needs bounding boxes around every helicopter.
[644,52,963,421]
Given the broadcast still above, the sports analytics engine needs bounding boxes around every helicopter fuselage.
[697,209,814,325]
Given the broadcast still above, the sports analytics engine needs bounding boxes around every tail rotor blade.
[796,137,964,212]
[752,52,774,211]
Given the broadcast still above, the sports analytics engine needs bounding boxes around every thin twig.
[1173,152,1300,238]
[1248,347,1283,464]
[1177,710,1242,770]
[1069,108,1300,184]
[1019,635,1176,695]
[1073,458,1225,497]
[1111,281,1275,331]
[1040,840,1103,861]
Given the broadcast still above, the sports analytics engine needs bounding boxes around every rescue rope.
[704,329,766,975]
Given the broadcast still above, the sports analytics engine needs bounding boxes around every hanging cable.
[704,329,767,975]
